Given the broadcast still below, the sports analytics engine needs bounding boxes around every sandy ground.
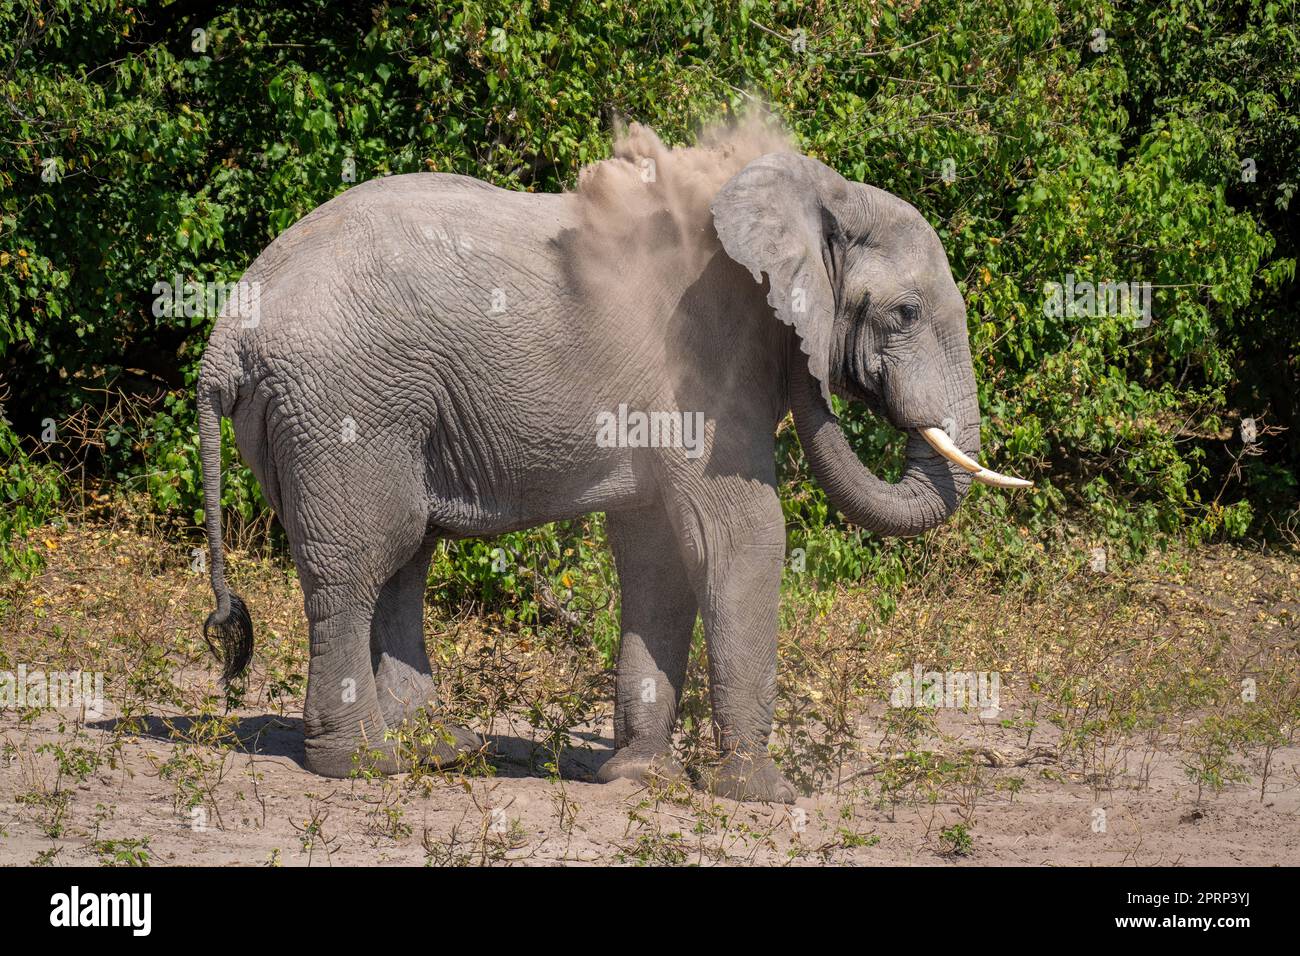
[3,699,1296,866]
[2,524,1298,866]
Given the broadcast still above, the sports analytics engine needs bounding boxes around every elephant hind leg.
[370,543,439,727]
[301,570,480,777]
[366,542,485,760]
[300,591,393,778]
[290,496,478,776]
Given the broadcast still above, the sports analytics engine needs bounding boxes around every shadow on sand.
[89,714,615,781]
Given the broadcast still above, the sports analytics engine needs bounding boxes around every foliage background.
[2,0,1297,633]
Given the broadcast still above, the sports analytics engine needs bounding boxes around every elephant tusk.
[970,469,1034,489]
[918,426,1034,489]
[918,426,982,473]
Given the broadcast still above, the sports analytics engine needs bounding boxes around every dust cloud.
[565,114,794,302]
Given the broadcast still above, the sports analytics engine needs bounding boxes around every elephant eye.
[895,303,921,329]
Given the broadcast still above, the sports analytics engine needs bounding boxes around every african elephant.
[197,125,1028,802]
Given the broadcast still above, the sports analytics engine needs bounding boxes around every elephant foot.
[304,720,483,778]
[396,718,484,766]
[375,670,440,729]
[595,746,687,787]
[705,750,797,804]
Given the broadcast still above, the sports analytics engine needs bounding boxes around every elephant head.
[711,152,1029,537]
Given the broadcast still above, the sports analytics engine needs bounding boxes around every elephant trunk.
[787,342,978,538]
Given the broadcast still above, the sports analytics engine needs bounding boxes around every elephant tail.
[198,381,253,685]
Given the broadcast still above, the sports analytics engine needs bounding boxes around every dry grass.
[1,505,1297,865]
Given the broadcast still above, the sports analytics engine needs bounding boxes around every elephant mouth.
[829,373,1032,490]
[830,378,877,411]
[830,368,888,420]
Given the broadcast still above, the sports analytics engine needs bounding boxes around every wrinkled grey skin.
[198,152,978,802]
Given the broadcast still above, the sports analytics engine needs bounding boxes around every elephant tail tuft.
[198,381,255,684]
[204,592,254,684]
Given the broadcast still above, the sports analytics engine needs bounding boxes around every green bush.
[1,0,1296,601]
[0,415,62,578]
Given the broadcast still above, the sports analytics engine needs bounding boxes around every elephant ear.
[711,152,841,409]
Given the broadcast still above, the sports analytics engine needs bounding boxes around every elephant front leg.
[596,506,698,786]
[688,486,796,803]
